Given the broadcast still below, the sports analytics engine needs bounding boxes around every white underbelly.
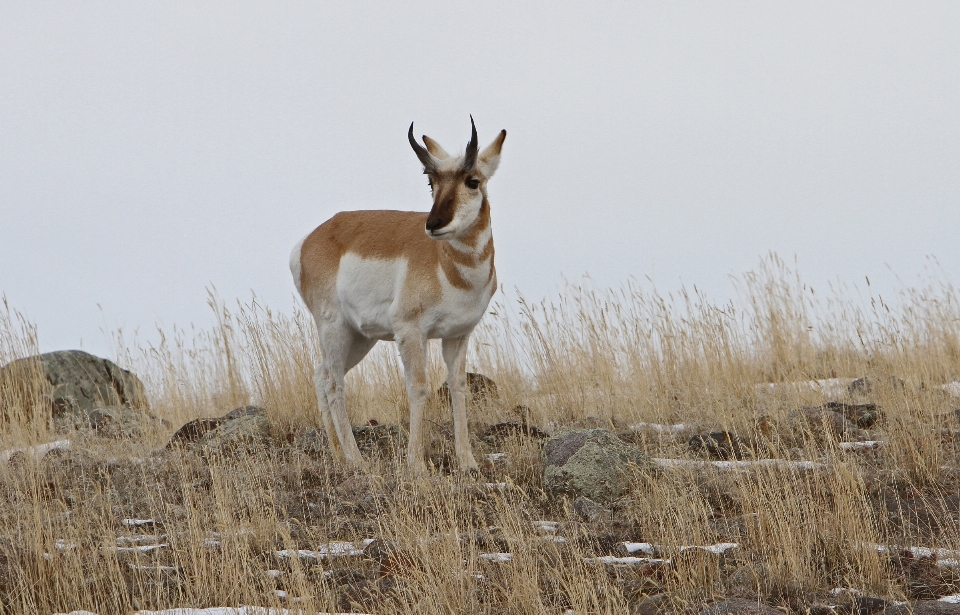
[337,254,402,339]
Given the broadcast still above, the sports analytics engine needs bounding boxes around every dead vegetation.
[2,255,960,614]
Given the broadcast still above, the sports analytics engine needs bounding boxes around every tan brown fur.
[293,119,505,473]
[298,200,493,309]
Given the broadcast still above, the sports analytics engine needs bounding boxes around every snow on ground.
[839,441,886,450]
[755,378,854,399]
[132,609,371,615]
[653,457,824,470]
[863,543,960,567]
[1,439,71,462]
[939,382,960,397]
[583,555,670,568]
[620,542,738,556]
[479,552,513,563]
[276,539,374,561]
[59,610,371,615]
[628,423,692,434]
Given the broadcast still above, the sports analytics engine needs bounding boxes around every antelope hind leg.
[396,328,430,475]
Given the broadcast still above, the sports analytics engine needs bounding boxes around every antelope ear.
[422,135,451,160]
[477,130,507,178]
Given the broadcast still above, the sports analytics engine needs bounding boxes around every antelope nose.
[425,217,445,231]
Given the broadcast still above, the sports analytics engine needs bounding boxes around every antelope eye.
[465,177,480,189]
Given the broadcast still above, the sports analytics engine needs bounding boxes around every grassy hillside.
[2,255,960,614]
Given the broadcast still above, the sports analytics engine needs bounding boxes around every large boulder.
[0,350,149,426]
[198,413,272,455]
[542,428,652,504]
[882,602,960,615]
[436,372,498,407]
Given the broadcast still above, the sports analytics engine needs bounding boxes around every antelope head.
[408,116,507,239]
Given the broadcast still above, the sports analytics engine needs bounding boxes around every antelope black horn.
[462,115,479,171]
[408,122,435,171]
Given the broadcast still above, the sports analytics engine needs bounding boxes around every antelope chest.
[425,261,496,339]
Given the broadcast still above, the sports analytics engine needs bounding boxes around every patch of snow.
[485,452,507,462]
[272,590,313,603]
[55,539,78,551]
[755,378,854,399]
[622,542,656,555]
[829,588,862,597]
[939,594,960,603]
[653,458,824,470]
[276,541,367,561]
[1,439,71,462]
[316,541,365,557]
[839,441,886,450]
[123,518,159,528]
[117,535,167,546]
[584,556,670,567]
[621,542,737,556]
[114,543,168,554]
[629,423,690,434]
[538,535,567,544]
[863,543,960,567]
[679,542,738,554]
[276,549,320,561]
[265,570,283,578]
[479,552,513,563]
[132,608,372,615]
[938,383,960,397]
[532,520,559,533]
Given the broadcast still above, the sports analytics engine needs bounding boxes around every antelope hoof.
[459,455,480,474]
[407,458,429,476]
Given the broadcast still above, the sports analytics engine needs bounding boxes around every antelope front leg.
[396,330,429,475]
[442,335,479,472]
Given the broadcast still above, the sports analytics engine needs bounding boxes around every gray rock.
[543,428,652,504]
[882,602,960,615]
[848,375,905,396]
[572,496,609,522]
[633,593,670,615]
[789,406,869,441]
[0,350,149,425]
[688,431,751,460]
[698,599,781,615]
[823,401,881,428]
[725,563,771,596]
[293,428,329,457]
[352,423,407,455]
[167,418,226,448]
[845,597,891,615]
[436,372,498,407]
[222,405,267,420]
[198,413,272,455]
[88,405,158,438]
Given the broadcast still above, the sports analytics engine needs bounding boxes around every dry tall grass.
[2,254,960,614]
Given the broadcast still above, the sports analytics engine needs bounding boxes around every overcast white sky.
[1,2,959,358]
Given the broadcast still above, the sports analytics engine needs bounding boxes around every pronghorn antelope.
[290,117,506,473]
